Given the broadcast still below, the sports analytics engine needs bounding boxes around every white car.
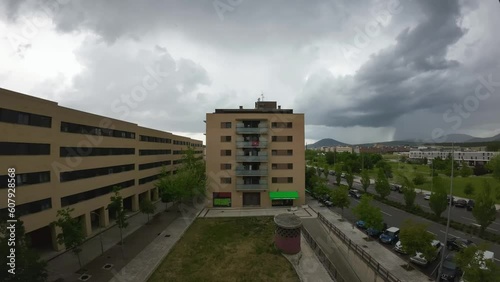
[410,240,443,266]
[460,250,494,282]
[394,241,407,254]
[424,193,431,200]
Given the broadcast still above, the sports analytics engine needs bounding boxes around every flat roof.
[214,109,294,114]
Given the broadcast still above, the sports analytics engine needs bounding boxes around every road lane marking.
[427,231,437,236]
[495,258,500,262]
[440,230,458,238]
[487,227,499,232]
[381,211,392,217]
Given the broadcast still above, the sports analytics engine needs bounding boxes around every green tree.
[53,208,85,269]
[375,168,391,199]
[400,175,416,209]
[429,182,448,218]
[464,183,475,197]
[376,160,392,178]
[352,195,383,231]
[412,173,426,186]
[323,166,330,179]
[399,219,436,268]
[331,186,350,220]
[314,182,330,199]
[487,154,500,182]
[108,186,129,253]
[455,244,499,282]
[345,170,354,189]
[460,162,473,178]
[139,198,156,223]
[0,218,47,281]
[360,170,371,193]
[325,151,335,165]
[334,163,342,185]
[472,181,497,234]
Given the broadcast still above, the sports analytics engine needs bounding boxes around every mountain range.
[307,133,500,148]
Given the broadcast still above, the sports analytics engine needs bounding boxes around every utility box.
[274,213,302,254]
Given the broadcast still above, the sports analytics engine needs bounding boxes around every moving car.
[349,189,362,199]
[440,253,461,281]
[446,237,475,251]
[466,200,475,211]
[379,227,400,244]
[454,199,467,208]
[410,240,443,266]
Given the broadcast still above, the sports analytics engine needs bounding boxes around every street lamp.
[437,143,455,280]
[91,211,104,255]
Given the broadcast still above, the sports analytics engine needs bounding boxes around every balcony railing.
[234,169,268,176]
[236,183,268,191]
[235,127,268,134]
[236,154,268,162]
[236,141,268,148]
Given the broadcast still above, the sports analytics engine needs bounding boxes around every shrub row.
[364,192,500,244]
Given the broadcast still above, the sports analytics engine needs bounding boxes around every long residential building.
[205,100,305,208]
[0,88,203,251]
[409,150,500,166]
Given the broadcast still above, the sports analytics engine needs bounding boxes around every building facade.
[0,88,203,251]
[409,150,500,166]
[205,101,305,208]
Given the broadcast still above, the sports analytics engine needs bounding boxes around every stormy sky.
[1,0,499,145]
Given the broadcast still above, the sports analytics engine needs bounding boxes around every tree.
[412,173,426,186]
[325,151,335,165]
[429,181,448,218]
[422,157,428,165]
[53,208,85,269]
[0,218,47,281]
[360,170,371,193]
[400,175,416,209]
[376,160,392,178]
[331,186,350,220]
[399,219,436,268]
[455,244,499,282]
[472,181,497,234]
[487,154,500,182]
[140,198,156,223]
[460,162,473,178]
[108,186,128,252]
[464,183,475,197]
[474,164,489,176]
[334,163,342,185]
[352,195,384,231]
[345,170,354,189]
[323,166,330,178]
[375,168,391,199]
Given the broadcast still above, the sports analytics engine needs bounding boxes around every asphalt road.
[314,177,500,275]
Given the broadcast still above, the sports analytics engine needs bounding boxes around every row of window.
[173,140,189,145]
[139,173,162,185]
[61,147,135,157]
[139,149,171,156]
[173,159,183,165]
[219,163,293,170]
[61,122,136,139]
[220,122,293,128]
[0,142,50,155]
[0,171,50,188]
[219,177,293,184]
[139,135,171,143]
[220,136,292,142]
[0,108,52,128]
[173,150,184,155]
[219,149,293,156]
[0,198,52,218]
[60,164,135,182]
[139,160,171,170]
[61,180,135,207]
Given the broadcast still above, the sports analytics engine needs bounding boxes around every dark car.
[467,199,475,211]
[454,199,467,208]
[446,237,475,251]
[379,227,400,244]
[440,254,461,281]
[366,227,382,238]
[356,220,367,230]
[447,195,455,206]
[349,189,362,199]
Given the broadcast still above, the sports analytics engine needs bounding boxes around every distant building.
[335,146,353,153]
[409,150,500,166]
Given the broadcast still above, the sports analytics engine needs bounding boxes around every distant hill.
[466,133,500,143]
[308,138,348,148]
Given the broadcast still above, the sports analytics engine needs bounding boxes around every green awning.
[270,191,299,200]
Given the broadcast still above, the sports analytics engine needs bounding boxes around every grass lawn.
[148,217,300,282]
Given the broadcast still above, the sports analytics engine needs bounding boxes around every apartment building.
[409,150,500,166]
[205,100,305,208]
[0,88,203,251]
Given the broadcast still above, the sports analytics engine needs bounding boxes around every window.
[60,147,134,157]
[221,136,232,142]
[272,177,293,183]
[220,177,232,184]
[271,149,293,156]
[220,122,232,128]
[139,160,171,170]
[60,164,134,182]
[60,121,135,139]
[271,122,292,128]
[0,142,50,155]
[0,108,52,128]
[220,150,232,156]
[271,163,293,170]
[139,149,171,156]
[61,180,134,207]
[271,136,293,142]
[0,198,52,217]
[139,135,171,143]
[139,174,162,185]
[220,163,232,170]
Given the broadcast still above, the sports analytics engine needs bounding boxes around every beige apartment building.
[205,100,305,208]
[0,88,203,251]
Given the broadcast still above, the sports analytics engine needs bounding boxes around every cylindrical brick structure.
[274,213,302,254]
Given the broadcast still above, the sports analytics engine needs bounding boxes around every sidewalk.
[45,201,170,282]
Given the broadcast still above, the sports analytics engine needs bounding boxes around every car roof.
[386,227,399,232]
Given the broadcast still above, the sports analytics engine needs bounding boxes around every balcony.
[236,141,268,148]
[236,183,268,191]
[235,122,268,134]
[236,154,268,162]
[234,168,268,176]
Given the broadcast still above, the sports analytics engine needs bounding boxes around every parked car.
[366,227,382,238]
[466,200,475,211]
[454,199,467,208]
[394,241,407,254]
[446,237,475,251]
[356,220,367,230]
[447,195,455,206]
[460,250,495,281]
[410,240,443,266]
[328,170,336,175]
[349,189,362,199]
[341,173,346,178]
[379,227,400,244]
[440,253,461,281]
[323,200,334,207]
[424,193,431,200]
